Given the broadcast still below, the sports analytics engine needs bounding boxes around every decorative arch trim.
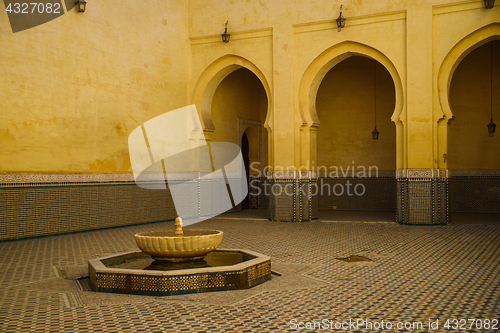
[192,54,272,132]
[298,41,405,126]
[437,23,500,121]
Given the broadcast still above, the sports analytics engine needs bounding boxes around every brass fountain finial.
[175,217,183,237]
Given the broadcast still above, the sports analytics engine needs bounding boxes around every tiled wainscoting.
[449,176,500,214]
[397,177,448,225]
[2,171,498,240]
[317,177,396,212]
[255,172,396,222]
[267,178,319,222]
[0,176,178,241]
[0,173,276,241]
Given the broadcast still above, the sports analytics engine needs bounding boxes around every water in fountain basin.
[102,250,254,271]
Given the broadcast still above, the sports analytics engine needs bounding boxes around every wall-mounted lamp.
[484,0,495,9]
[221,21,230,43]
[336,5,346,32]
[76,0,87,13]
[372,60,379,140]
[487,42,496,137]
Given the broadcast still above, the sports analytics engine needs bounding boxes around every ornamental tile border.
[449,169,500,177]
[0,173,136,184]
[0,172,215,187]
[267,170,396,179]
[396,169,449,179]
[4,169,498,185]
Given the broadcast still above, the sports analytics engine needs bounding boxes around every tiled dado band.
[266,171,396,221]
[0,173,231,241]
[448,169,500,214]
[397,169,500,224]
[0,173,178,241]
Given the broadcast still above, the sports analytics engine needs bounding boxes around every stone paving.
[0,213,499,332]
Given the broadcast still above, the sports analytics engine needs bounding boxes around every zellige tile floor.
[0,213,499,332]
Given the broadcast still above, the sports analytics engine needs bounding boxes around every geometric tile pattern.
[310,180,319,220]
[268,180,297,222]
[266,178,322,223]
[318,178,396,212]
[250,177,270,209]
[249,176,260,209]
[397,178,449,225]
[5,174,495,238]
[0,218,500,332]
[267,178,320,222]
[1,175,254,241]
[267,179,321,223]
[449,177,500,214]
[300,179,319,221]
[0,183,177,241]
[90,261,271,296]
[258,178,270,209]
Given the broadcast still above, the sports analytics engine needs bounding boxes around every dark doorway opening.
[241,132,250,209]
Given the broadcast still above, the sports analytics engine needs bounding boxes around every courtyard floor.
[0,211,499,332]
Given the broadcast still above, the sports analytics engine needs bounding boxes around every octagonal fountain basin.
[88,249,271,296]
[135,230,223,262]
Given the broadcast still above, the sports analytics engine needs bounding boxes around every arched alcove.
[313,56,397,217]
[447,40,500,221]
[209,68,268,212]
[298,41,405,170]
[449,41,500,170]
[316,56,396,170]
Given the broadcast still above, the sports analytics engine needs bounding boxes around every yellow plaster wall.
[189,0,499,172]
[189,0,409,171]
[316,57,396,170]
[448,41,500,169]
[2,0,500,175]
[211,68,268,170]
[0,0,190,173]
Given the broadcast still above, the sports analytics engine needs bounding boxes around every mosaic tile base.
[89,250,271,296]
[397,178,448,225]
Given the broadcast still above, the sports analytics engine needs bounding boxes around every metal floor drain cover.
[335,255,372,262]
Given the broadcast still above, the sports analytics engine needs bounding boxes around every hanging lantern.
[372,126,380,140]
[488,119,496,137]
[487,42,496,137]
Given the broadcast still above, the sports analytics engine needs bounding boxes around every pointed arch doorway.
[314,55,397,222]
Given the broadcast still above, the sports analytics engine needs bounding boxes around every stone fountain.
[88,217,271,296]
[87,106,271,295]
[134,217,223,262]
